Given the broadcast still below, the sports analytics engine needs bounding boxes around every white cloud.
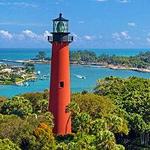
[84,35,94,40]
[72,33,78,38]
[146,33,150,44]
[0,2,37,8]
[0,29,51,41]
[72,33,80,42]
[0,22,48,27]
[70,33,96,42]
[112,31,131,41]
[0,30,13,40]
[14,2,37,8]
[72,33,78,39]
[43,31,51,37]
[96,0,108,2]
[119,0,129,3]
[55,0,64,5]
[128,22,136,27]
[96,0,131,3]
[14,34,25,41]
[0,30,96,44]
[128,41,134,45]
[121,31,130,39]
[78,21,85,24]
[147,37,150,43]
[21,30,51,41]
[22,30,38,39]
[43,30,51,40]
[112,32,121,41]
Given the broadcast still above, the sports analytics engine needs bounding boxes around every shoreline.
[0,76,36,86]
[1,59,150,73]
[103,65,150,73]
[93,64,150,73]
[70,62,150,73]
[15,76,37,86]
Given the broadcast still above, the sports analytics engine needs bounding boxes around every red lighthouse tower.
[48,13,73,135]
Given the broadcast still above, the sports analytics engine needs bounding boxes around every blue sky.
[0,0,150,48]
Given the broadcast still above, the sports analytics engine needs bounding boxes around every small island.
[0,63,36,85]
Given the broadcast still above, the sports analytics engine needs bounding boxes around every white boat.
[16,82,24,86]
[39,74,49,80]
[74,74,86,79]
[24,82,29,86]
[37,71,41,75]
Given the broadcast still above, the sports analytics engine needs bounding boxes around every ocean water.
[0,48,150,97]
[0,48,149,60]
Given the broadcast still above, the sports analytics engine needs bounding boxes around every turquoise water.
[0,48,149,60]
[0,48,150,97]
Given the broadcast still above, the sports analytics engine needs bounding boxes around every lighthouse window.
[60,81,64,88]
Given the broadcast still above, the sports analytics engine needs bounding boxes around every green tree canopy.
[0,138,21,150]
[36,51,46,60]
[1,96,33,117]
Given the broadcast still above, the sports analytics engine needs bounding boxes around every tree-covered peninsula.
[1,50,150,72]
[0,77,149,149]
[70,50,150,72]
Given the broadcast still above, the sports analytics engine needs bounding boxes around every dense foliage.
[70,50,97,63]
[0,138,21,150]
[35,51,47,60]
[21,89,49,113]
[0,92,128,149]
[34,50,150,69]
[35,51,50,60]
[0,77,149,149]
[94,76,150,149]
[70,50,150,69]
[97,52,150,68]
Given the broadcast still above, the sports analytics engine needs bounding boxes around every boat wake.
[73,74,86,79]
